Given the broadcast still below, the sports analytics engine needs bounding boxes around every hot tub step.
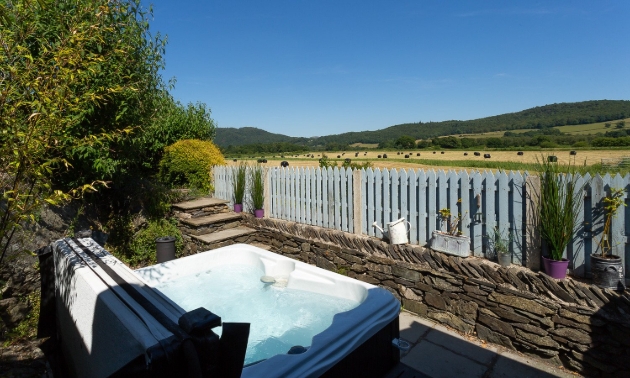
[191,226,257,245]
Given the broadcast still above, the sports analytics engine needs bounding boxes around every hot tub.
[48,239,400,377]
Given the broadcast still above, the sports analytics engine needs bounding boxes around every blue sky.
[144,0,630,137]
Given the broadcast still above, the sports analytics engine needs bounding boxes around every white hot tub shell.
[51,239,400,377]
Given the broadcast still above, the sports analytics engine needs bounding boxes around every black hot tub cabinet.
[45,239,400,377]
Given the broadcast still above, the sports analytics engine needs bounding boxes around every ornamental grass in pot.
[489,226,512,268]
[250,165,265,218]
[536,155,585,279]
[592,187,626,290]
[232,163,247,213]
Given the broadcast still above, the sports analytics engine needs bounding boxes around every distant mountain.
[214,127,308,147]
[215,100,630,147]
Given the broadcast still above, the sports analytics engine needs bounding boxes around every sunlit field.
[226,149,630,174]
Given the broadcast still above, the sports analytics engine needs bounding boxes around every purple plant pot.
[254,209,264,219]
[234,203,243,213]
[542,256,569,279]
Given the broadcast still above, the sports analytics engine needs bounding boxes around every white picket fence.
[213,166,630,279]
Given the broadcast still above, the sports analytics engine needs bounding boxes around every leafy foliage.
[597,188,627,258]
[394,135,416,149]
[137,96,217,171]
[159,139,225,192]
[0,0,167,264]
[124,219,183,267]
[488,226,512,256]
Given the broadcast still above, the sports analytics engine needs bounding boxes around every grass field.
[455,117,630,138]
[227,149,630,174]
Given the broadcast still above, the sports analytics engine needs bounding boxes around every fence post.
[525,175,541,271]
[263,167,271,218]
[353,169,363,235]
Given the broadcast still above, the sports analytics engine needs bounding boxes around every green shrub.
[159,139,225,192]
[126,219,184,267]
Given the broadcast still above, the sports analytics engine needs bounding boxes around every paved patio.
[388,311,578,378]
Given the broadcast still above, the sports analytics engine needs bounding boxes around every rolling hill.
[214,100,630,147]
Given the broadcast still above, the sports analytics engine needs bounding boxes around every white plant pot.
[430,231,471,258]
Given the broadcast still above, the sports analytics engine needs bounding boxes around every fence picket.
[374,169,383,238]
[400,169,408,223]
[409,169,418,244]
[391,169,399,222]
[418,170,427,245]
[498,171,509,244]
[367,168,375,236]
[589,174,605,277]
[460,170,471,238]
[472,171,483,256]
[438,170,448,232]
[612,174,626,279]
[347,168,354,233]
[510,171,525,265]
[427,170,437,236]
[304,168,311,224]
[341,167,348,232]
[448,170,459,234]
[484,171,496,257]
[334,167,341,230]
[327,167,334,228]
[361,169,367,234]
[383,169,391,225]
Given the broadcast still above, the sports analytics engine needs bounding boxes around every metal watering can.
[372,218,410,245]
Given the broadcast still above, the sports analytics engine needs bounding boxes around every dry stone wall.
[229,216,630,377]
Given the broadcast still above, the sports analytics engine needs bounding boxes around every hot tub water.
[154,264,360,365]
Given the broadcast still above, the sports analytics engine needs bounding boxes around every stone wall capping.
[465,277,497,289]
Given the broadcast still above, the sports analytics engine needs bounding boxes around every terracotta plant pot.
[542,256,569,279]
[254,209,264,219]
[234,204,243,213]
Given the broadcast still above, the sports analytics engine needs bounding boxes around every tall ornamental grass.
[536,155,586,261]
[250,165,265,210]
[232,163,247,205]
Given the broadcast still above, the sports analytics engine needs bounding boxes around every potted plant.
[488,226,512,267]
[232,163,247,213]
[591,187,626,290]
[536,155,585,279]
[250,164,265,218]
[430,206,470,257]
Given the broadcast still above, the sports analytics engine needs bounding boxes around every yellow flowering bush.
[159,139,225,192]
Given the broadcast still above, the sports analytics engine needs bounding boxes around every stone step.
[191,226,257,245]
[179,212,241,228]
[172,197,229,211]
